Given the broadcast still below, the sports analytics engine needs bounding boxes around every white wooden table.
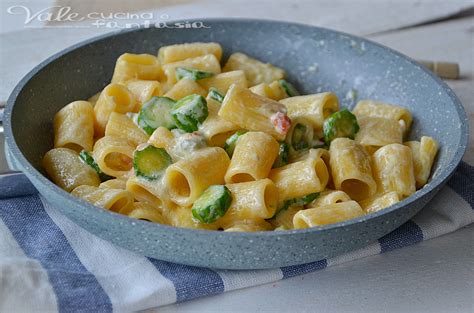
[1,1,473,312]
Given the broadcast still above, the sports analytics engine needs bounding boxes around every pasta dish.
[42,42,438,231]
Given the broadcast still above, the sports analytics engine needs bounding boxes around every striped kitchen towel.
[0,162,472,312]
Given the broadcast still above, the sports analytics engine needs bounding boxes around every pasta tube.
[359,191,400,213]
[293,201,364,228]
[404,136,439,188]
[164,147,230,206]
[223,52,285,86]
[218,84,291,141]
[221,178,278,223]
[269,148,329,201]
[198,97,240,147]
[307,189,351,208]
[93,136,135,177]
[105,112,149,147]
[224,219,273,232]
[250,80,287,100]
[164,78,207,100]
[165,206,219,230]
[111,53,161,83]
[225,132,279,183]
[126,174,168,208]
[158,42,223,64]
[122,202,167,224]
[71,185,133,213]
[280,92,339,131]
[124,79,162,109]
[353,100,412,135]
[329,138,376,201]
[198,70,248,94]
[372,143,416,198]
[94,83,136,136]
[355,116,403,154]
[43,148,100,191]
[99,178,127,190]
[54,101,94,152]
[162,54,221,85]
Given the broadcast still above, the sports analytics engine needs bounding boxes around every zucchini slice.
[271,192,320,219]
[208,87,225,103]
[171,94,209,133]
[323,109,360,145]
[291,123,311,150]
[137,96,176,135]
[192,185,232,223]
[176,67,215,81]
[79,150,113,181]
[133,145,172,180]
[223,130,247,157]
[278,79,300,97]
[272,141,289,168]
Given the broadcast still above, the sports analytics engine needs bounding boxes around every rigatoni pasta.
[162,54,221,85]
[225,131,279,183]
[405,136,439,188]
[54,100,94,152]
[218,84,291,141]
[92,136,135,178]
[43,148,100,191]
[269,148,329,201]
[71,185,133,213]
[198,97,240,147]
[124,79,162,109]
[280,92,339,131]
[329,138,377,201]
[158,42,222,64]
[164,147,230,206]
[43,41,439,231]
[293,201,364,228]
[372,143,416,198]
[353,100,412,135]
[223,52,285,86]
[355,116,403,154]
[111,53,162,83]
[105,112,149,147]
[94,83,136,136]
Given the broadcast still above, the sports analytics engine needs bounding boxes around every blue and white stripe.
[0,161,472,312]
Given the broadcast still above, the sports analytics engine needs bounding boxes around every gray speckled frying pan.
[3,19,468,269]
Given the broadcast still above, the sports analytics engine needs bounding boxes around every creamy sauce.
[170,129,207,160]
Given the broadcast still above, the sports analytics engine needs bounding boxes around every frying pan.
[3,19,468,269]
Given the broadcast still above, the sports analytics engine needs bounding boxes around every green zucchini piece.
[323,109,360,145]
[176,67,214,81]
[137,96,176,135]
[192,185,232,223]
[171,94,209,133]
[270,192,320,219]
[272,142,289,168]
[79,150,113,181]
[208,87,224,103]
[292,192,320,206]
[278,79,300,97]
[291,123,311,150]
[133,145,172,180]
[224,130,247,157]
